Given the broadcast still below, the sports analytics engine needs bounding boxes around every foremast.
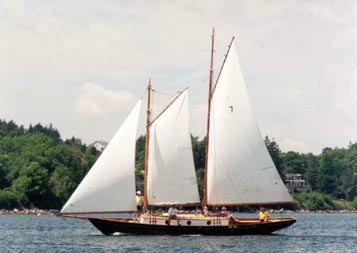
[143,79,151,209]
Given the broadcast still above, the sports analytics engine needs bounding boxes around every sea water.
[0,213,356,253]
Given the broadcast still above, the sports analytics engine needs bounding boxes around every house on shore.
[91,140,108,152]
[285,173,311,193]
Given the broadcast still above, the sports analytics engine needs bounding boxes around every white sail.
[61,100,142,213]
[148,90,200,205]
[207,42,293,205]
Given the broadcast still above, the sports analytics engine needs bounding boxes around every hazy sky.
[0,0,356,154]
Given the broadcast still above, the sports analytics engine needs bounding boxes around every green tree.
[49,165,77,207]
[192,135,205,170]
[304,153,319,190]
[352,196,357,209]
[27,123,61,143]
[293,191,336,210]
[0,119,99,209]
[0,156,10,189]
[196,168,204,200]
[264,136,284,180]
[282,151,307,175]
[0,120,24,137]
[0,189,21,209]
[339,143,357,200]
[84,146,99,169]
[135,136,145,172]
[318,151,337,194]
[12,162,50,208]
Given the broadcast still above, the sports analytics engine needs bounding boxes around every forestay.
[207,42,293,205]
[61,100,142,213]
[147,90,200,205]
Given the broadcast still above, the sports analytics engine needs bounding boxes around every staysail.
[147,90,200,205]
[61,100,142,214]
[207,42,293,206]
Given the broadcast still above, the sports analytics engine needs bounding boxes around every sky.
[0,0,356,154]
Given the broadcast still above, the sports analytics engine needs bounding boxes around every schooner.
[59,30,296,235]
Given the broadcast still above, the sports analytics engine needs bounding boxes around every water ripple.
[0,213,356,253]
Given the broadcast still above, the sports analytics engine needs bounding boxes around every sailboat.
[59,31,297,235]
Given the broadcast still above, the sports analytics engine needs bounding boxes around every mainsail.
[61,100,142,214]
[207,42,293,206]
[147,90,200,205]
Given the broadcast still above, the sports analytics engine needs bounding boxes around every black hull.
[88,217,296,236]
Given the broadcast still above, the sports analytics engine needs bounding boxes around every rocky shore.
[0,208,58,216]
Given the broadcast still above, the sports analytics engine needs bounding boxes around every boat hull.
[88,217,296,236]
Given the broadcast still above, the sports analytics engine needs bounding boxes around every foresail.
[61,100,142,213]
[207,42,293,206]
[148,90,200,206]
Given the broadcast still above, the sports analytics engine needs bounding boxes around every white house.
[92,140,108,152]
[285,173,312,193]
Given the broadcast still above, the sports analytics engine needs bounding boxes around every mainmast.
[202,28,215,207]
[143,79,151,209]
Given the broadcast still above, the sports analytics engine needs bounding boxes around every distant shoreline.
[1,208,356,216]
[0,208,55,216]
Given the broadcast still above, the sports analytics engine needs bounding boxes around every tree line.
[265,137,357,210]
[0,120,100,209]
[264,137,357,200]
[0,119,356,210]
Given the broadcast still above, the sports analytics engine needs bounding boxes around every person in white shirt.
[203,206,209,216]
[134,191,144,220]
[168,205,180,226]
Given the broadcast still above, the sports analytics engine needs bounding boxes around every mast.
[202,28,215,207]
[143,79,151,209]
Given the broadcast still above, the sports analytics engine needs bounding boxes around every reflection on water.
[0,213,356,253]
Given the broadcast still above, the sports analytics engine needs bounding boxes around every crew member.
[258,207,270,222]
[134,191,144,220]
[168,205,180,225]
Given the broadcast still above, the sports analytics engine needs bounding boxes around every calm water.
[0,213,356,253]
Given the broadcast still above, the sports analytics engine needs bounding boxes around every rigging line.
[180,75,209,87]
[152,89,176,97]
[149,87,188,127]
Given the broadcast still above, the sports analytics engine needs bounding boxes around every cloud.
[275,87,302,102]
[282,139,307,153]
[1,0,357,152]
[74,83,136,117]
[333,102,357,114]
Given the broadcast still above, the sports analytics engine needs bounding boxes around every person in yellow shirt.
[258,207,270,222]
